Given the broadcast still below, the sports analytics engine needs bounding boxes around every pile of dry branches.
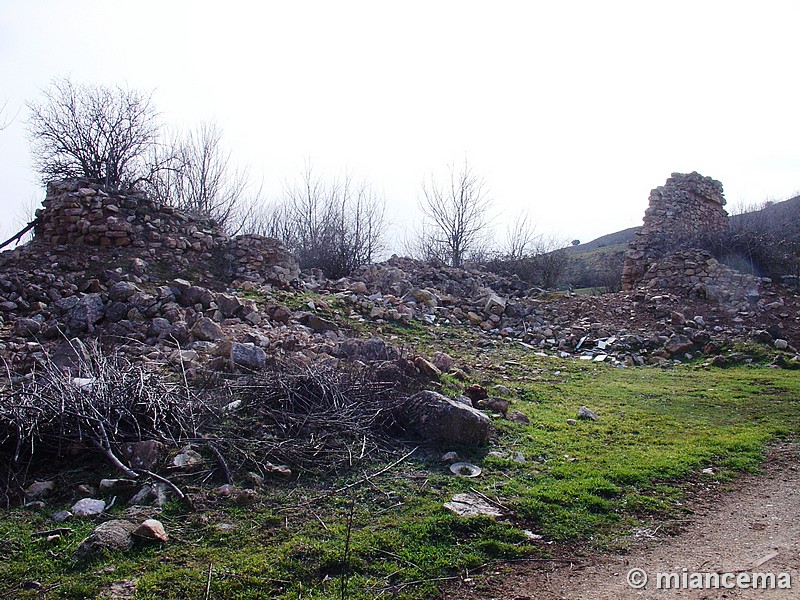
[212,365,404,475]
[0,341,407,500]
[0,342,204,471]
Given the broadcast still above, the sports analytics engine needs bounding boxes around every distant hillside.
[560,226,639,290]
[561,195,800,290]
[566,226,640,254]
[729,195,800,239]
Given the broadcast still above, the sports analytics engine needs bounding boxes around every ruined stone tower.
[621,172,728,290]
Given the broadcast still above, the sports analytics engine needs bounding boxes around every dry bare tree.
[247,200,296,242]
[246,166,386,277]
[487,223,571,289]
[418,160,492,268]
[502,210,538,261]
[146,121,259,233]
[531,236,571,289]
[26,77,160,188]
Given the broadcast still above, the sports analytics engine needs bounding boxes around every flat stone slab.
[444,492,504,518]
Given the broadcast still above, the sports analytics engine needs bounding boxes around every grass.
[1,322,799,599]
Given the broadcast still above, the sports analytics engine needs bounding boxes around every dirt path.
[447,444,800,600]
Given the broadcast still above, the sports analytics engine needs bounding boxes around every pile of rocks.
[224,234,300,287]
[3,236,798,378]
[1,175,799,381]
[334,267,798,366]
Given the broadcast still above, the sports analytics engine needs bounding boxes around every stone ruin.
[621,172,760,302]
[28,179,299,287]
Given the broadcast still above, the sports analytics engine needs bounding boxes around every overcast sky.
[1,1,799,250]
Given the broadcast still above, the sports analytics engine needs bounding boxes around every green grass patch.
[2,329,799,598]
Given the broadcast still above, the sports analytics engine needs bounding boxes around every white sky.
[1,1,799,250]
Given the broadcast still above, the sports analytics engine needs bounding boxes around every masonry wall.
[30,179,299,287]
[33,180,228,253]
[621,172,760,302]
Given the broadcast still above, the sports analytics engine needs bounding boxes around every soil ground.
[447,444,800,600]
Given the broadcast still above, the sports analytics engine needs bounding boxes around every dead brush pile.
[0,342,407,503]
[211,365,404,476]
[0,342,205,500]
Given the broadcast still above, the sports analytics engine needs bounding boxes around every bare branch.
[0,99,19,131]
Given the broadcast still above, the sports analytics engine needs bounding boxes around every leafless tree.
[246,166,386,277]
[247,200,296,242]
[25,77,160,188]
[531,236,571,289]
[502,211,538,261]
[486,231,570,290]
[146,121,259,233]
[418,161,493,268]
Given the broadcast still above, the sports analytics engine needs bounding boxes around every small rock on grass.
[493,384,512,396]
[25,480,56,499]
[71,498,106,517]
[74,519,137,559]
[133,519,168,543]
[464,384,488,401]
[413,356,441,378]
[444,493,504,518]
[577,406,599,421]
[477,397,509,415]
[507,410,530,424]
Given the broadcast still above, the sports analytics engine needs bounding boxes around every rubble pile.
[0,175,798,384]
[224,234,300,287]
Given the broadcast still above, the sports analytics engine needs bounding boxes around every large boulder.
[229,342,266,371]
[190,317,224,342]
[63,293,105,332]
[398,391,491,446]
[74,519,137,559]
